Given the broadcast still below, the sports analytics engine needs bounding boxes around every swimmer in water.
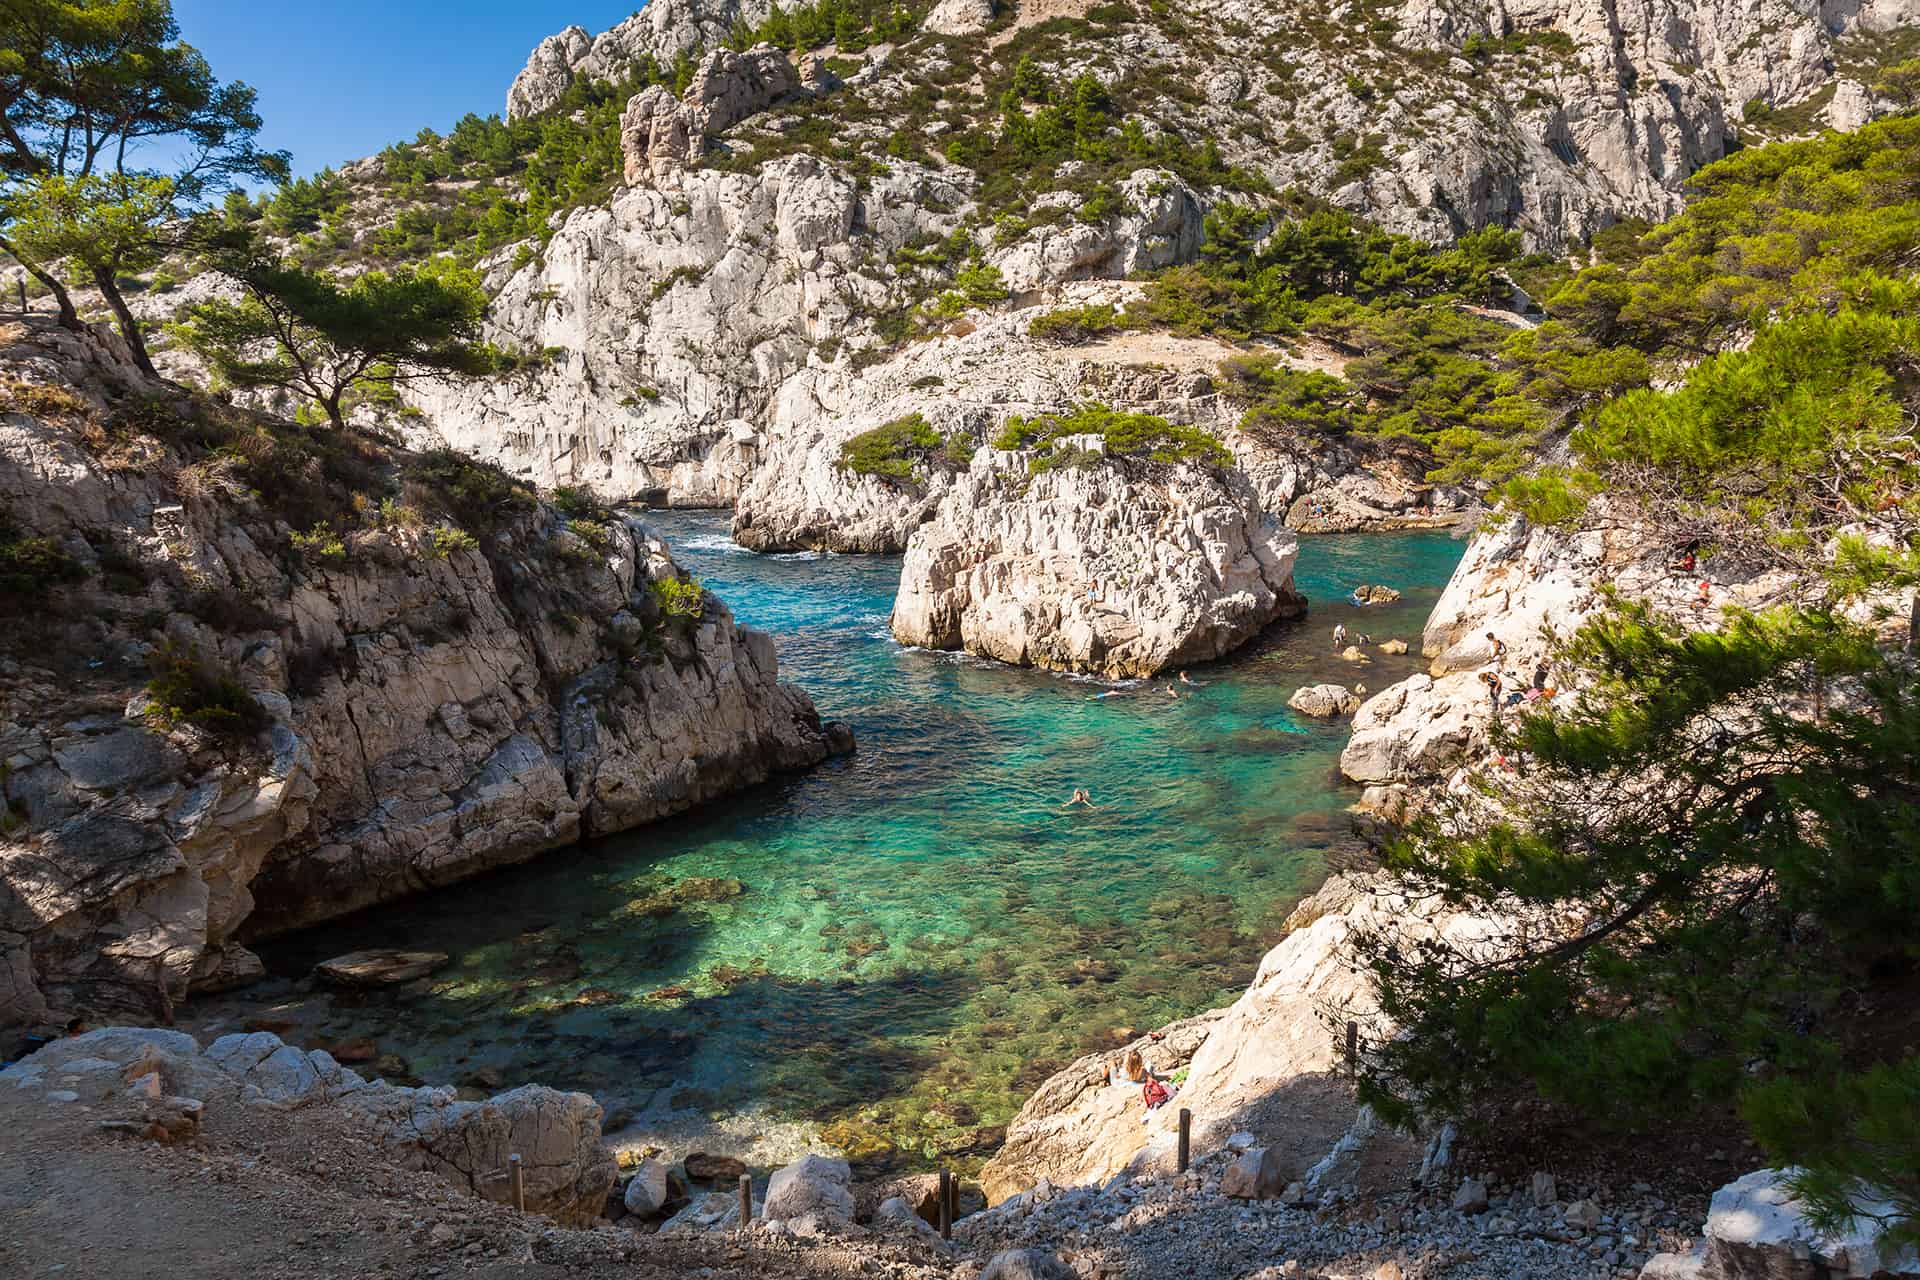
[1066,789,1095,808]
[1178,671,1201,686]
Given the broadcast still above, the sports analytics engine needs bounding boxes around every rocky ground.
[1,1024,1714,1280]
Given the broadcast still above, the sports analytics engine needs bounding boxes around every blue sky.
[170,1,641,182]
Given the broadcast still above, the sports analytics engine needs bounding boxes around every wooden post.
[947,1170,960,1226]
[1346,1021,1359,1078]
[1177,1107,1191,1173]
[14,277,25,314]
[508,1153,525,1212]
[938,1168,952,1240]
[738,1173,752,1232]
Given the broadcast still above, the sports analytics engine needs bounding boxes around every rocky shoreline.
[0,318,848,1031]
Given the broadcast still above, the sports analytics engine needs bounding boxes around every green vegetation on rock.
[143,638,270,737]
[994,402,1231,475]
[837,413,972,485]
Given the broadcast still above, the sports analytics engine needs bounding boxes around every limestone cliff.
[0,317,844,1030]
[891,447,1303,677]
[1337,506,1811,797]
[402,0,1920,519]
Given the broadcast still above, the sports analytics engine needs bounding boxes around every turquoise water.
[258,513,1465,1167]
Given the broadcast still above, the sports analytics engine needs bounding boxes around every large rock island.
[891,444,1303,677]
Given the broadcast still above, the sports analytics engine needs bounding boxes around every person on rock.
[1485,632,1507,662]
[1480,670,1503,715]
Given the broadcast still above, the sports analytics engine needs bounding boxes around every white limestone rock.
[1702,1168,1920,1280]
[624,1157,672,1216]
[892,448,1303,677]
[620,46,799,185]
[981,873,1502,1202]
[1288,684,1360,718]
[763,1152,855,1224]
[924,0,995,36]
[0,318,839,1026]
[505,1,775,121]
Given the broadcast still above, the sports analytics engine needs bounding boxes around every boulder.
[1701,1168,1920,1280]
[1452,1177,1489,1213]
[684,1151,748,1183]
[923,0,995,35]
[1289,684,1359,718]
[1564,1198,1602,1230]
[1221,1146,1289,1200]
[357,1082,618,1228]
[763,1152,854,1224]
[1339,646,1371,663]
[624,1156,671,1217]
[1379,638,1410,655]
[980,1249,1074,1280]
[1352,584,1402,604]
[893,449,1303,677]
[314,950,450,988]
[1340,673,1483,785]
[1638,1249,1708,1280]
[1530,1171,1557,1207]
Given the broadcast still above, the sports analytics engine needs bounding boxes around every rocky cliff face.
[414,0,1920,522]
[0,317,842,1031]
[506,0,777,120]
[1337,507,1810,798]
[892,448,1303,676]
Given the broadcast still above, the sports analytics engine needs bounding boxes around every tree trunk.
[0,233,82,330]
[322,391,346,431]
[1908,587,1918,655]
[91,265,157,380]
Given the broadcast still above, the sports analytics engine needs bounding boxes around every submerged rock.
[892,449,1302,677]
[314,950,450,989]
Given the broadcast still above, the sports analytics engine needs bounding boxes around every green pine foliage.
[1351,601,1920,1141]
[836,413,972,484]
[1744,1058,1920,1251]
[994,402,1232,474]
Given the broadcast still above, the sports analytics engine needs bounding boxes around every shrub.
[0,511,86,599]
[1028,303,1122,345]
[425,526,480,559]
[650,575,705,621]
[406,448,536,533]
[550,484,611,521]
[994,402,1232,473]
[837,413,972,485]
[289,524,348,564]
[143,639,269,738]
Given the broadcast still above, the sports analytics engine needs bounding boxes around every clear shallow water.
[258,513,1465,1167]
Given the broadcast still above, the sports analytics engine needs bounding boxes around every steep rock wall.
[0,318,842,1030]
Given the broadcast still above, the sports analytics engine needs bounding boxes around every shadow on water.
[236,515,1468,1164]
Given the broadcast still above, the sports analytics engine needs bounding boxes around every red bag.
[1142,1079,1170,1109]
